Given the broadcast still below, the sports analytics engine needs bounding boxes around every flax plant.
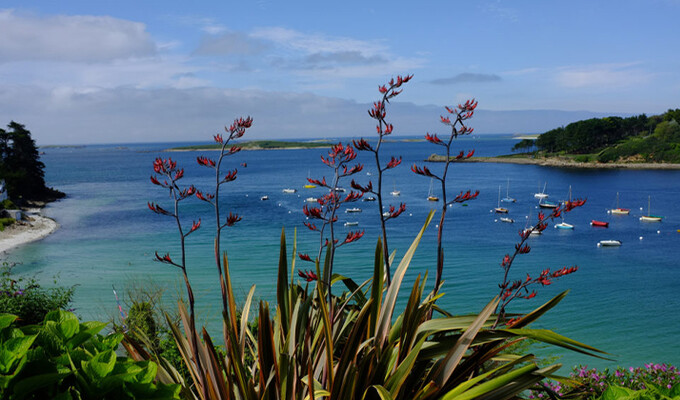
[353,74,412,285]
[412,100,479,293]
[128,93,607,400]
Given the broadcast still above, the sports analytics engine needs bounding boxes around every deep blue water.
[5,135,680,370]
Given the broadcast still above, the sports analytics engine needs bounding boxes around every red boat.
[590,220,609,228]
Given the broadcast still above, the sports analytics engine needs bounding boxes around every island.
[427,108,680,169]
[167,140,333,151]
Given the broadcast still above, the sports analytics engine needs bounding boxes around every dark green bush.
[0,200,15,210]
[0,265,75,325]
[0,218,14,231]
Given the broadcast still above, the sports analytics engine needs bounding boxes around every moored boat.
[305,197,317,203]
[534,182,548,199]
[501,178,516,203]
[494,186,508,213]
[590,220,609,228]
[608,192,630,215]
[344,221,359,226]
[640,196,662,222]
[427,179,439,201]
[282,188,297,193]
[345,207,362,213]
[260,195,269,201]
[538,199,559,209]
[598,239,622,247]
[500,217,514,223]
[363,196,376,202]
[554,221,574,229]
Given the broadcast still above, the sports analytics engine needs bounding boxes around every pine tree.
[0,121,63,202]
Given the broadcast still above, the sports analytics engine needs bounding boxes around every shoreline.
[0,208,59,256]
[425,155,680,170]
[165,145,332,152]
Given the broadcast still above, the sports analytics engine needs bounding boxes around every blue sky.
[0,1,678,144]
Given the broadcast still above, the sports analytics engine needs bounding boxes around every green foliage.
[124,220,606,400]
[0,265,75,326]
[0,310,180,399]
[0,121,64,202]
[0,200,16,210]
[0,218,14,232]
[511,138,536,153]
[126,302,159,349]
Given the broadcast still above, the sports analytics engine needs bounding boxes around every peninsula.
[168,140,333,151]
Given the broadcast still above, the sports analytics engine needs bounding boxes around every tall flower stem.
[354,74,411,285]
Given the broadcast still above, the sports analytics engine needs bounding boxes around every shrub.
[0,199,16,210]
[0,264,75,325]
[0,218,14,231]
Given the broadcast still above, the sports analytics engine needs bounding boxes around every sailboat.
[608,192,630,215]
[304,170,316,189]
[390,181,400,196]
[640,196,662,222]
[501,178,516,203]
[494,186,508,213]
[427,179,439,201]
[534,182,549,199]
[555,186,574,229]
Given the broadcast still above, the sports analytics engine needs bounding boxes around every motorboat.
[282,188,297,194]
[598,240,622,247]
[590,220,609,228]
[260,195,269,201]
[345,207,362,213]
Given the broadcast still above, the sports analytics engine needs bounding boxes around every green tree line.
[514,109,680,162]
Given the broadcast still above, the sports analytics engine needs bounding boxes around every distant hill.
[169,140,333,151]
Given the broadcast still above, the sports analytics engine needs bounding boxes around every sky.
[0,0,678,144]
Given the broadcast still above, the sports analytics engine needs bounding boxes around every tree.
[0,121,64,202]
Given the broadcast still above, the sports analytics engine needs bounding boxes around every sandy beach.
[0,209,59,255]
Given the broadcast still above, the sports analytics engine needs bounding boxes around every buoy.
[494,219,498,222]
[409,213,412,216]
[639,236,643,240]
[657,230,661,234]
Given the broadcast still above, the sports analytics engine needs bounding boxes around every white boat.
[500,217,514,223]
[334,187,346,193]
[494,185,509,213]
[608,192,630,215]
[260,195,269,201]
[427,179,439,201]
[282,188,297,194]
[305,197,317,203]
[554,221,574,229]
[382,211,391,217]
[501,178,516,203]
[598,239,622,247]
[534,182,548,199]
[391,182,400,196]
[523,228,542,236]
[363,196,376,202]
[344,221,359,226]
[345,207,362,213]
[639,196,662,222]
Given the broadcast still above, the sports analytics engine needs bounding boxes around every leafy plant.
[128,78,606,399]
[0,310,180,399]
[0,264,75,326]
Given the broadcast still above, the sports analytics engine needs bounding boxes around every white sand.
[0,209,58,255]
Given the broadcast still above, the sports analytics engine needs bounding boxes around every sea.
[4,134,680,371]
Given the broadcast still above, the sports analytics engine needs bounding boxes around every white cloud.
[0,9,156,63]
[555,63,652,89]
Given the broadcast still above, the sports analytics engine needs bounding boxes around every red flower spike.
[302,205,323,219]
[538,212,545,222]
[222,169,238,183]
[411,165,434,177]
[155,252,173,264]
[303,222,318,231]
[378,85,388,94]
[389,203,406,219]
[455,150,465,159]
[148,202,171,216]
[343,230,365,244]
[298,253,313,262]
[425,133,443,145]
[385,156,402,169]
[298,269,318,281]
[174,169,184,181]
[466,149,475,158]
[189,219,201,233]
[350,179,373,193]
[214,134,224,144]
[525,291,537,299]
[229,146,242,154]
[226,212,242,226]
[353,139,374,152]
[501,254,511,267]
[440,116,451,124]
[150,176,161,185]
[384,124,393,134]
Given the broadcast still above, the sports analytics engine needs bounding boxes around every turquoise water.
[5,135,680,370]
